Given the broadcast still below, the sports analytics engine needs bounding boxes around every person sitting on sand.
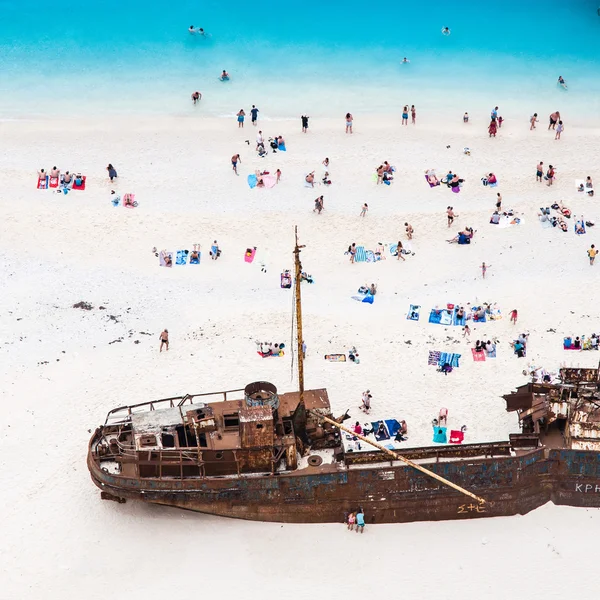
[586,176,593,188]
[487,172,497,185]
[305,172,315,187]
[375,242,386,260]
[322,171,331,186]
[63,171,72,185]
[161,251,172,267]
[376,421,386,437]
[323,157,330,169]
[38,168,46,179]
[490,211,501,224]
[50,166,60,178]
[123,194,135,207]
[255,170,265,187]
[190,249,199,261]
[475,340,484,353]
[442,170,454,184]
[456,306,465,320]
[383,161,393,174]
[369,283,377,295]
[277,135,285,147]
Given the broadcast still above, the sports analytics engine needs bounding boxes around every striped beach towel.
[428,350,441,365]
[439,352,461,367]
[355,246,367,263]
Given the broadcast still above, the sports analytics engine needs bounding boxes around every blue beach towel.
[433,427,448,444]
[176,250,188,265]
[365,250,375,263]
[438,352,461,368]
[486,347,497,358]
[385,419,401,437]
[407,305,421,321]
[189,251,201,264]
[429,309,453,326]
[453,308,466,326]
[278,143,286,152]
[354,246,367,263]
[575,220,586,235]
[247,174,257,189]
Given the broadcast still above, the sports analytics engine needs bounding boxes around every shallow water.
[1,0,600,118]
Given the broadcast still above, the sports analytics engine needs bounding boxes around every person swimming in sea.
[442,26,451,35]
[220,70,230,81]
[558,75,567,89]
[402,57,410,63]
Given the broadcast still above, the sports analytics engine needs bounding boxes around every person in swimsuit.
[191,91,201,104]
[159,329,169,352]
[349,243,357,264]
[558,76,567,89]
[220,70,229,80]
[347,512,356,531]
[401,105,408,125]
[402,57,410,63]
[359,203,368,217]
[231,154,241,175]
[189,25,196,33]
[250,105,259,125]
[323,157,329,169]
[536,161,543,182]
[447,206,457,227]
[411,104,416,124]
[442,27,450,35]
[463,112,469,123]
[548,111,560,130]
[301,115,309,133]
[314,196,324,214]
[496,192,502,211]
[63,171,72,184]
[530,113,538,130]
[237,109,245,128]
[546,164,555,186]
[481,262,491,278]
[50,166,60,178]
[555,120,564,140]
[305,172,315,187]
[355,509,365,533]
[345,112,353,133]
[396,240,406,261]
[405,222,414,239]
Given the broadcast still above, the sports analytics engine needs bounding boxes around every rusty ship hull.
[88,432,600,523]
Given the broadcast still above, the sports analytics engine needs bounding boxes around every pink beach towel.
[123,193,136,208]
[244,247,256,263]
[472,348,486,362]
[263,175,277,188]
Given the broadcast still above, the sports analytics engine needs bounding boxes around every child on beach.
[411,105,416,124]
[510,309,518,324]
[588,245,597,266]
[555,121,564,140]
[231,154,241,175]
[355,509,365,533]
[360,203,368,217]
[396,240,406,261]
[347,512,356,531]
[402,105,409,125]
[530,113,538,130]
[481,262,491,278]
[463,112,469,123]
[405,222,414,239]
[345,112,353,133]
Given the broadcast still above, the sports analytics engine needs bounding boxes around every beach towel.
[281,272,292,288]
[424,175,440,188]
[407,305,421,321]
[244,247,256,263]
[189,251,201,264]
[433,427,447,444]
[176,250,188,265]
[278,142,286,152]
[49,176,59,188]
[470,310,487,323]
[486,347,497,358]
[123,193,137,208]
[353,246,367,263]
[365,250,375,263]
[385,419,401,437]
[37,176,48,190]
[324,354,346,362]
[428,350,441,365]
[488,308,502,320]
[263,174,277,188]
[372,422,390,441]
[439,352,460,368]
[72,176,86,190]
[451,186,460,194]
[258,350,284,358]
[498,215,523,228]
[159,251,173,267]
[449,430,465,444]
[351,295,374,304]
[111,196,120,207]
[429,309,453,326]
[576,179,594,196]
[540,215,553,229]
[563,337,581,350]
[575,220,586,235]
[453,308,466,326]
[247,174,257,189]
[472,348,486,362]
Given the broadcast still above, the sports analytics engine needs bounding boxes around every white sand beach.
[2,112,600,598]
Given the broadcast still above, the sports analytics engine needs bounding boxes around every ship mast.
[293,226,305,406]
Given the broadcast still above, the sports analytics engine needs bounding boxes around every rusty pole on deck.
[320,414,486,504]
[294,227,306,406]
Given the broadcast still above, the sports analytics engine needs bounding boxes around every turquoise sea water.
[1,0,600,118]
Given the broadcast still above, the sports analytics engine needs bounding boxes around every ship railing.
[104,388,246,425]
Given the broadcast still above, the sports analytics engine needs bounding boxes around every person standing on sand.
[510,309,518,324]
[491,106,499,120]
[159,329,169,352]
[349,242,357,263]
[463,324,471,339]
[481,262,491,278]
[402,105,409,125]
[301,115,309,133]
[548,111,560,130]
[191,91,201,105]
[463,112,469,123]
[488,118,497,137]
[530,113,538,130]
[588,245,598,266]
[405,222,414,239]
[314,196,324,214]
[447,206,457,227]
[231,154,241,175]
[555,120,564,140]
[345,112,353,133]
[237,109,246,128]
[107,164,118,182]
[396,240,406,261]
[496,193,502,211]
[546,164,555,186]
[355,508,365,533]
[250,105,259,126]
[411,104,416,124]
[360,203,368,217]
[536,161,544,182]
[276,169,281,184]
[256,130,264,149]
